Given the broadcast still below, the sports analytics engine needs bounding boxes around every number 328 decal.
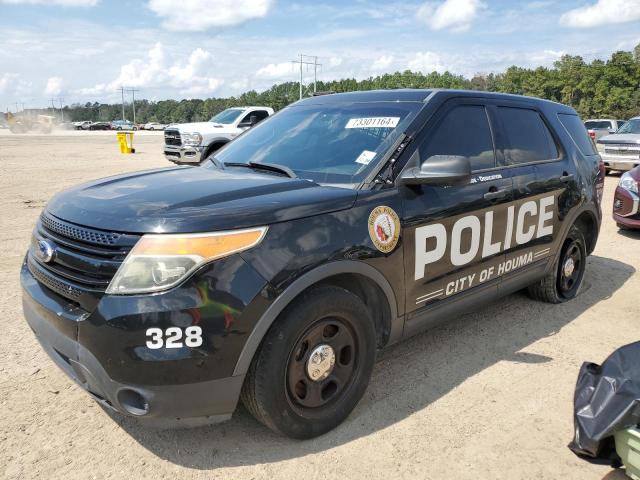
[145,326,203,349]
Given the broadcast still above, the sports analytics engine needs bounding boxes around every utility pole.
[120,87,125,121]
[291,54,322,100]
[126,88,140,125]
[58,97,65,122]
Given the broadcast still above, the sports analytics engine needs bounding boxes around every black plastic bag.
[569,341,640,463]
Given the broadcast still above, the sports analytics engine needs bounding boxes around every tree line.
[64,44,640,124]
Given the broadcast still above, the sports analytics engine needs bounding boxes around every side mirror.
[399,155,472,186]
[238,115,259,128]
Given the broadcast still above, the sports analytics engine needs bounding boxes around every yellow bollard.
[116,132,135,154]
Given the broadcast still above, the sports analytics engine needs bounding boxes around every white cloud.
[0,0,97,5]
[79,43,224,98]
[0,73,17,94]
[329,57,343,68]
[529,49,566,65]
[560,0,640,28]
[417,0,485,32]
[408,51,447,73]
[372,55,394,71]
[256,61,295,78]
[0,72,32,97]
[44,76,63,96]
[148,0,273,31]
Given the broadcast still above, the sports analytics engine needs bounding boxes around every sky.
[0,0,639,109]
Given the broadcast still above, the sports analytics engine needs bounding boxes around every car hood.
[169,122,232,132]
[598,134,640,144]
[46,166,357,234]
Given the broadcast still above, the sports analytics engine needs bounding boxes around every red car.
[613,165,640,229]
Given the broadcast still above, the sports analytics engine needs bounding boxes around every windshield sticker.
[355,150,377,165]
[346,117,400,129]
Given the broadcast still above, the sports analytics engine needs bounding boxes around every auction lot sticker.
[346,117,400,129]
[368,206,400,253]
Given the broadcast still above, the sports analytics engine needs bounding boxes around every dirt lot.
[0,131,637,480]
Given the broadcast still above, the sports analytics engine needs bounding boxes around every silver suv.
[596,116,640,173]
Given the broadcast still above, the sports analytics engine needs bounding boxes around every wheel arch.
[203,139,229,159]
[573,209,599,254]
[232,261,401,376]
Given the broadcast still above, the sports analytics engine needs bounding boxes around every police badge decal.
[368,206,400,253]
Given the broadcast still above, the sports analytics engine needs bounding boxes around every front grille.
[164,129,181,146]
[29,212,140,310]
[604,144,640,156]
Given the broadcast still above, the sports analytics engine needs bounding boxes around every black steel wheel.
[527,224,587,303]
[241,285,376,439]
[557,237,584,298]
[286,318,358,409]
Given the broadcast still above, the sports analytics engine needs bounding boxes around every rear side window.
[584,120,612,130]
[559,113,597,156]
[497,107,558,164]
[421,105,496,171]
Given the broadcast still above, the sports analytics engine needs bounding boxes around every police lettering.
[415,195,555,281]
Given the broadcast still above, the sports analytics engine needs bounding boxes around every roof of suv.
[296,88,573,112]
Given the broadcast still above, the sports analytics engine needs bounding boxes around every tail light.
[588,130,596,140]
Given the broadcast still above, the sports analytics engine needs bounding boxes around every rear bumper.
[164,144,203,164]
[21,259,251,425]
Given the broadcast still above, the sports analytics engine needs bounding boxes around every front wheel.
[527,224,587,303]
[241,285,376,439]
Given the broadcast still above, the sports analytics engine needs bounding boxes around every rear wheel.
[241,285,376,439]
[527,224,587,303]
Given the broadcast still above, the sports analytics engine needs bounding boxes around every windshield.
[209,108,244,124]
[209,102,421,185]
[616,119,640,134]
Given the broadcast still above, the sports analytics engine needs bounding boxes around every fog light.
[614,199,623,210]
[117,389,149,416]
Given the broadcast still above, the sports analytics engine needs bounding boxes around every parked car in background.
[111,120,137,131]
[584,119,626,142]
[74,121,92,130]
[613,165,640,230]
[596,117,640,173]
[144,122,167,131]
[164,106,273,164]
[89,121,111,131]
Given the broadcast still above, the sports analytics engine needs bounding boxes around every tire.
[241,285,376,439]
[527,224,587,303]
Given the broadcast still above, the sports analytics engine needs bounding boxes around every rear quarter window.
[497,107,558,164]
[558,113,597,156]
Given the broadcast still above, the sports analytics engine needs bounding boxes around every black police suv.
[22,90,603,439]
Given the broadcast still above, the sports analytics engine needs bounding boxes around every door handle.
[560,172,574,183]
[483,188,508,201]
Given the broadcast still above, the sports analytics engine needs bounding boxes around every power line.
[291,54,322,100]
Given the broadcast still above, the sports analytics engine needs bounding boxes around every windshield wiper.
[224,161,297,178]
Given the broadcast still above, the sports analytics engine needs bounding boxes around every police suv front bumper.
[163,144,204,164]
[21,258,252,426]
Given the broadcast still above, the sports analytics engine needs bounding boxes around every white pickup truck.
[164,106,274,164]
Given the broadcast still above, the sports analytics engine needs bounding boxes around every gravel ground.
[0,130,637,480]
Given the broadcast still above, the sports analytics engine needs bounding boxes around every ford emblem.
[37,239,55,263]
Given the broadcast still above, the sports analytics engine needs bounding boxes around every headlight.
[596,142,605,153]
[181,132,202,146]
[106,227,267,295]
[619,172,639,194]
